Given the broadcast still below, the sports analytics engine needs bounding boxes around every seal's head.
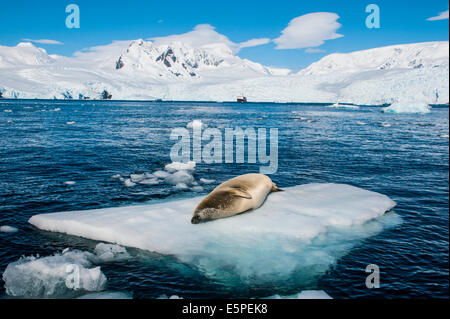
[191,208,219,224]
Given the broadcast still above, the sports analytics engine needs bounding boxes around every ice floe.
[29,183,397,283]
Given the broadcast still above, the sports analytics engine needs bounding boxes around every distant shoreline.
[0,98,449,108]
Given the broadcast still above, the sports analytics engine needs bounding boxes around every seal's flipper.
[272,184,283,192]
[226,187,252,199]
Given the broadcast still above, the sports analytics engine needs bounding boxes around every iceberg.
[382,100,431,114]
[29,183,397,283]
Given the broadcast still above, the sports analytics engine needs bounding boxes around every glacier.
[28,183,398,285]
[0,40,448,105]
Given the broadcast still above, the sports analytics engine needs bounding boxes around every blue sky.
[0,0,448,69]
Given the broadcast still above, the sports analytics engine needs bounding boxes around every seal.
[191,174,282,224]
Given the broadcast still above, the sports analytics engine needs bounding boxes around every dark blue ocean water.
[0,100,448,299]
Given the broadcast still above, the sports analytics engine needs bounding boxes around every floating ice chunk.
[130,174,146,183]
[186,120,205,130]
[158,294,183,299]
[52,108,61,112]
[94,243,130,262]
[165,170,195,185]
[111,174,121,179]
[139,178,159,185]
[356,121,367,125]
[2,249,107,298]
[29,183,397,284]
[153,170,170,178]
[327,103,359,109]
[124,179,136,187]
[200,178,216,184]
[382,101,431,114]
[4,109,12,113]
[441,134,449,138]
[381,122,392,127]
[192,186,204,192]
[266,290,332,299]
[0,225,18,233]
[78,291,132,299]
[165,161,196,173]
[66,121,76,125]
[64,181,76,185]
[174,183,189,190]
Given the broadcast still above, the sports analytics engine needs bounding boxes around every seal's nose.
[191,216,200,224]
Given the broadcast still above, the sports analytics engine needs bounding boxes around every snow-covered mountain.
[298,41,449,75]
[0,40,448,105]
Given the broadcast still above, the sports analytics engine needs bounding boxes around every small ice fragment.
[200,178,216,184]
[124,179,136,187]
[139,178,159,185]
[64,181,76,185]
[186,120,205,130]
[0,226,18,233]
[165,170,195,185]
[174,183,189,190]
[192,186,204,192]
[94,243,130,262]
[158,294,183,299]
[153,170,170,178]
[66,121,76,125]
[165,161,196,172]
[130,174,145,183]
[111,174,121,179]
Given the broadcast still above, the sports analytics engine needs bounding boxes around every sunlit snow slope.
[0,40,448,104]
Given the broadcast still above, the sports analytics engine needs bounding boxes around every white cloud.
[426,9,449,21]
[149,24,269,53]
[305,48,326,53]
[238,38,271,49]
[273,12,343,50]
[22,39,64,45]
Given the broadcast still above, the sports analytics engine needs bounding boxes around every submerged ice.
[28,183,397,285]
